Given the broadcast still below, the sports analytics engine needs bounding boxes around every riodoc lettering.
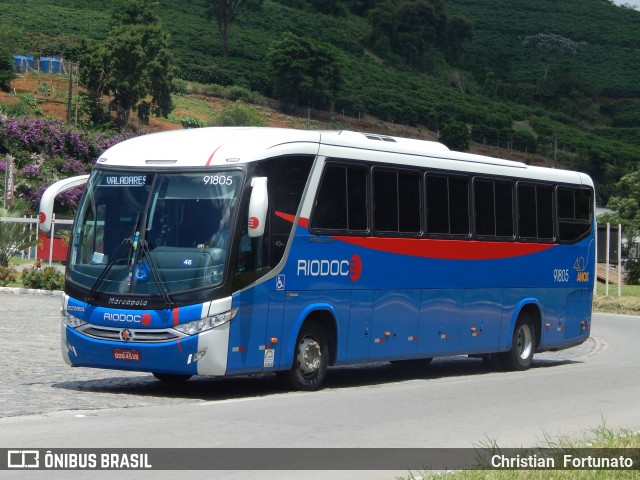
[105,313,141,323]
[297,255,362,282]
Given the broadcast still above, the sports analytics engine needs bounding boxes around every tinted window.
[374,169,421,234]
[427,174,469,236]
[518,183,554,241]
[311,164,368,232]
[557,187,592,243]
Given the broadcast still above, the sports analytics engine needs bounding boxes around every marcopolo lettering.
[108,298,148,307]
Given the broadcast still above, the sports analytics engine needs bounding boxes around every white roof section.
[96,127,592,186]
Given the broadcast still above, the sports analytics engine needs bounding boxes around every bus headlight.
[62,311,88,328]
[173,308,237,335]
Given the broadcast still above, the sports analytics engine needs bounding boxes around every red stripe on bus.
[205,145,222,166]
[275,211,554,260]
[333,235,554,260]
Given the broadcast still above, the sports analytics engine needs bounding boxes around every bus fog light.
[66,342,78,356]
[187,350,207,364]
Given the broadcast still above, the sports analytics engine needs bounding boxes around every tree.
[269,32,342,110]
[444,15,473,64]
[0,27,19,92]
[0,208,39,268]
[79,0,174,125]
[523,33,577,81]
[439,121,469,151]
[395,0,445,65]
[601,169,640,247]
[205,0,264,58]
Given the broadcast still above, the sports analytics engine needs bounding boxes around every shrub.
[181,116,205,129]
[21,261,65,290]
[214,101,267,127]
[0,266,18,286]
[625,259,640,285]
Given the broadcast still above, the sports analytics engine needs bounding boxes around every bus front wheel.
[279,321,329,391]
[499,313,536,371]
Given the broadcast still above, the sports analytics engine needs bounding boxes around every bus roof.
[96,127,592,187]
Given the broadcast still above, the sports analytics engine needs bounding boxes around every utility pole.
[67,60,73,124]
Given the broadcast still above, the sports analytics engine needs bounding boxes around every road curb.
[0,286,63,297]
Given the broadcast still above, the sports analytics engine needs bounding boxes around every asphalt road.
[0,292,638,479]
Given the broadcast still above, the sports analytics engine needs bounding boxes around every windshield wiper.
[86,213,141,304]
[139,240,174,308]
[85,238,131,303]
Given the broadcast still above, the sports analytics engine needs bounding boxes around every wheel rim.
[297,336,322,375]
[516,324,533,360]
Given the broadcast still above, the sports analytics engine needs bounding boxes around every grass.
[402,424,640,479]
[593,283,640,315]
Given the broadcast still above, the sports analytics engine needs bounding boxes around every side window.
[426,174,470,236]
[373,168,421,234]
[517,183,555,241]
[475,179,514,238]
[311,163,368,232]
[557,187,593,243]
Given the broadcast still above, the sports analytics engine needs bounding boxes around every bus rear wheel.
[499,313,536,371]
[279,321,329,391]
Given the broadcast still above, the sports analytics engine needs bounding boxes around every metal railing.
[0,215,73,265]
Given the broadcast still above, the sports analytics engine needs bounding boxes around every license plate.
[112,349,141,361]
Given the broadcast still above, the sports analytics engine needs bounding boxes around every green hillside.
[1,0,640,204]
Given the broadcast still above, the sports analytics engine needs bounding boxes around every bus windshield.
[68,170,243,301]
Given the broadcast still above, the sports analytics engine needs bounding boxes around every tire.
[278,321,329,391]
[499,313,536,371]
[152,372,192,383]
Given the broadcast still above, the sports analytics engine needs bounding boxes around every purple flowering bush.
[0,116,138,214]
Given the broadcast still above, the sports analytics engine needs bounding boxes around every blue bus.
[40,128,595,390]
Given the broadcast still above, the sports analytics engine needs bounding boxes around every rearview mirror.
[248,177,268,238]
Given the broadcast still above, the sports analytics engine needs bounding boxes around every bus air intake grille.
[79,326,181,343]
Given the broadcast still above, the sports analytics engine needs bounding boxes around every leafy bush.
[214,101,267,126]
[20,261,65,290]
[625,259,640,286]
[181,116,205,129]
[439,121,469,151]
[0,266,18,286]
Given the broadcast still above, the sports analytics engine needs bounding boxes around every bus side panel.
[370,289,420,361]
[345,290,373,363]
[226,285,270,374]
[540,287,568,350]
[460,288,504,354]
[564,288,592,339]
[417,289,463,357]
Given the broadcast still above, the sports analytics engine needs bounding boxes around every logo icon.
[249,216,260,229]
[120,329,134,342]
[8,450,39,468]
[349,254,362,282]
[276,275,285,290]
